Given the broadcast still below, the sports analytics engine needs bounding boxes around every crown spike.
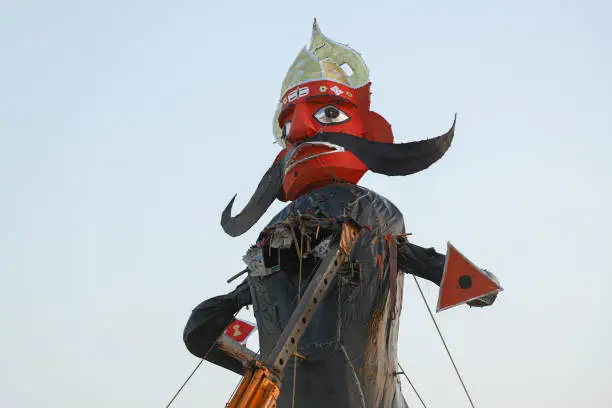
[310,18,326,52]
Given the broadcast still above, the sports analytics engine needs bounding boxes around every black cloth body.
[184,183,448,408]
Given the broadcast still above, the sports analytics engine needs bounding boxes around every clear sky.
[1,1,610,407]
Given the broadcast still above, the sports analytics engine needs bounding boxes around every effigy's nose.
[286,104,317,144]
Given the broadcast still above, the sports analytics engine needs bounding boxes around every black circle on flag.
[458,275,472,289]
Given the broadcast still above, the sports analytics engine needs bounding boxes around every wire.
[165,311,239,408]
[397,362,427,408]
[291,222,305,408]
[165,359,204,408]
[412,275,477,408]
[340,345,367,408]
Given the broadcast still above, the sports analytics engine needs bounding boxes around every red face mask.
[274,81,393,201]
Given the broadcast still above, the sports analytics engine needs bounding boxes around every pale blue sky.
[1,1,611,407]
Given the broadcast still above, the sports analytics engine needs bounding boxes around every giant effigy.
[183,20,502,408]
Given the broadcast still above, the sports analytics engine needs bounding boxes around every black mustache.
[309,114,455,176]
[220,160,283,238]
[221,116,456,237]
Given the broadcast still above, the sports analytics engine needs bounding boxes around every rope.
[397,362,427,408]
[165,310,239,408]
[291,221,305,408]
[340,345,367,408]
[412,275,477,408]
[165,358,204,408]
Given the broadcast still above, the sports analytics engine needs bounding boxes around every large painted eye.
[281,121,291,142]
[313,105,350,125]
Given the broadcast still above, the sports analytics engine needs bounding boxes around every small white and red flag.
[224,318,257,345]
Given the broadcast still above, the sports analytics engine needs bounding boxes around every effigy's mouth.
[284,142,345,174]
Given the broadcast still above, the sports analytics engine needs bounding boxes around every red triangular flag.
[437,242,502,312]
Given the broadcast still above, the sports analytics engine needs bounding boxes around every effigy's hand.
[232,277,252,308]
[466,269,500,307]
[467,293,498,307]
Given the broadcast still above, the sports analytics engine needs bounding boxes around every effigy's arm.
[397,241,445,285]
[397,241,499,307]
[183,276,253,374]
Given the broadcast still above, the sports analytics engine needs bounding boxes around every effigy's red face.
[275,80,392,201]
